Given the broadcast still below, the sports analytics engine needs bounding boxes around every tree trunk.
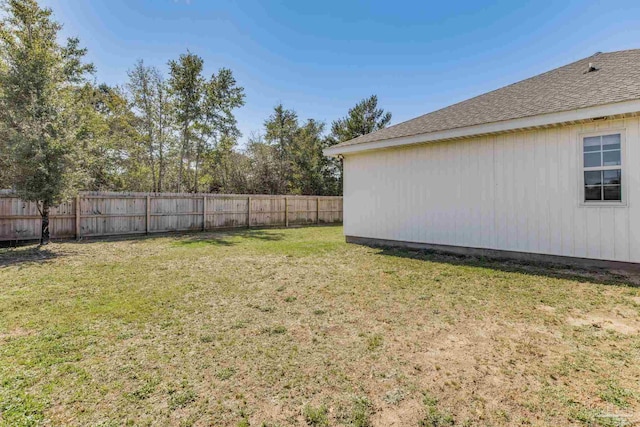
[194,140,201,193]
[148,129,156,192]
[157,142,164,193]
[177,141,184,192]
[178,124,188,192]
[40,201,50,245]
[158,121,164,192]
[157,84,166,193]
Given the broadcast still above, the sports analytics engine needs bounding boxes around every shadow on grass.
[17,227,288,247]
[173,228,286,247]
[0,246,60,268]
[375,246,639,288]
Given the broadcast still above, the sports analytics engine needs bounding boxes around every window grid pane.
[604,186,621,201]
[584,152,601,168]
[602,134,621,150]
[584,170,602,185]
[582,133,622,203]
[583,136,601,152]
[584,186,602,201]
[603,169,621,185]
[603,150,621,166]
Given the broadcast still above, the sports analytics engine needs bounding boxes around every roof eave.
[323,99,640,157]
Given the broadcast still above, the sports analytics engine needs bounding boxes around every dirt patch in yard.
[0,327,34,340]
[567,310,640,335]
[372,398,423,426]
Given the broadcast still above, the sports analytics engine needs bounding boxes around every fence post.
[247,196,251,228]
[284,196,289,227]
[75,194,81,240]
[146,195,151,234]
[0,192,342,241]
[203,195,207,231]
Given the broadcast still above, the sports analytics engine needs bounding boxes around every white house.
[325,49,640,268]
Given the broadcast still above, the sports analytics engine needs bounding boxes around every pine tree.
[329,95,392,194]
[264,104,298,194]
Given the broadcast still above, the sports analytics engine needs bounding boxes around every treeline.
[0,0,391,243]
[0,0,392,197]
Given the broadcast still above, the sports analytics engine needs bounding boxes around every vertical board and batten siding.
[344,117,640,263]
[0,192,342,241]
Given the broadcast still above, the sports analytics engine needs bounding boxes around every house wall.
[343,117,640,263]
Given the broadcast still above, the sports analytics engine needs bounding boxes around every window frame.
[578,129,627,207]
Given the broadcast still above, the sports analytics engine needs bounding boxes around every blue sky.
[43,0,640,146]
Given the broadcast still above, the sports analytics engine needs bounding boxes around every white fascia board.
[323,99,640,156]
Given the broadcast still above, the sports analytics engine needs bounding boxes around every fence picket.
[0,191,343,241]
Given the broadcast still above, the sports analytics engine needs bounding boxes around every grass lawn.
[1,226,640,427]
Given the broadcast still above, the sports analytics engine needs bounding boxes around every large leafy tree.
[76,83,145,191]
[127,60,172,192]
[168,51,203,192]
[0,0,94,244]
[195,67,244,191]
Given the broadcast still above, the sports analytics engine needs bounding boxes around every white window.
[581,132,623,203]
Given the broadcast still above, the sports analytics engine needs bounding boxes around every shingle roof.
[335,49,640,148]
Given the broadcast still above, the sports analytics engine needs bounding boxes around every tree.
[264,104,298,194]
[154,76,172,192]
[127,60,171,192]
[245,133,280,194]
[0,0,94,244]
[168,51,203,192]
[329,95,392,193]
[76,83,123,191]
[195,67,244,192]
[0,119,10,189]
[127,60,172,192]
[76,83,146,191]
[290,119,329,195]
[0,58,8,189]
[205,134,250,194]
[330,95,391,142]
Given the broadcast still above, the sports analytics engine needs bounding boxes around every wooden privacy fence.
[0,191,343,242]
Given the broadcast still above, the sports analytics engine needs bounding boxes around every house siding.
[343,117,640,263]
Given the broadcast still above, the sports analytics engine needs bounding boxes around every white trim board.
[324,99,640,156]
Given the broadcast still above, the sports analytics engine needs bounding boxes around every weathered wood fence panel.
[0,191,343,241]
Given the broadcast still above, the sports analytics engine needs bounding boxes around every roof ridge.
[335,48,640,148]
[353,52,611,143]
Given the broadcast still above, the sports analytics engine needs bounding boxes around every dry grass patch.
[1,226,639,426]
